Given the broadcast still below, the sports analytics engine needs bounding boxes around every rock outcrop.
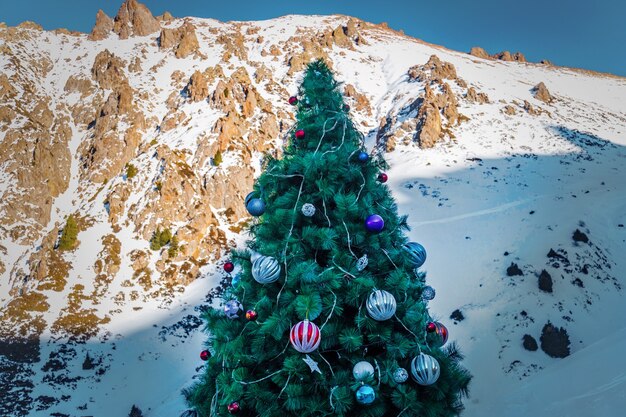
[469,47,527,63]
[112,0,161,39]
[532,82,554,104]
[159,21,200,58]
[89,9,115,41]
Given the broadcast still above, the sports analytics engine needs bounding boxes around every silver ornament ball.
[251,255,281,284]
[356,254,368,271]
[301,203,316,217]
[392,367,409,383]
[366,289,397,321]
[224,300,242,319]
[411,353,440,386]
[421,285,436,301]
[352,361,374,380]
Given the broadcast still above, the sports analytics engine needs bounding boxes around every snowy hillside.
[1,1,625,416]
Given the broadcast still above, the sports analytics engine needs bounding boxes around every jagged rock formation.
[469,46,527,62]
[112,0,160,39]
[377,55,469,150]
[89,10,115,41]
[159,21,201,59]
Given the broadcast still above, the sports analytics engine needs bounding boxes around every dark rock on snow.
[450,309,465,322]
[538,269,553,293]
[573,229,589,243]
[506,262,523,276]
[540,322,571,358]
[522,334,538,351]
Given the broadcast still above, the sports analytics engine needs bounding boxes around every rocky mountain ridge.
[1,1,625,416]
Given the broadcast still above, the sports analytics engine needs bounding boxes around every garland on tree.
[184,59,471,417]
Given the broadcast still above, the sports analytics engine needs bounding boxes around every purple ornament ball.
[364,214,384,233]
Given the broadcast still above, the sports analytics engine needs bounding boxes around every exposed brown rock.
[129,56,142,72]
[158,11,175,22]
[466,87,489,104]
[113,0,161,40]
[159,21,200,59]
[344,84,371,115]
[17,21,43,31]
[186,70,209,102]
[503,105,517,115]
[533,82,553,103]
[91,49,127,90]
[493,51,527,62]
[415,99,442,148]
[409,55,457,83]
[89,9,114,41]
[469,46,490,59]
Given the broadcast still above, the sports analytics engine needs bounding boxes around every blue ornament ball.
[246,198,266,217]
[355,385,375,405]
[231,274,241,287]
[403,242,427,268]
[244,191,257,207]
[364,214,384,233]
[357,151,369,162]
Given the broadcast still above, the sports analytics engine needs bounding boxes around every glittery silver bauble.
[392,367,409,383]
[251,255,281,284]
[411,353,440,386]
[403,242,427,268]
[366,290,397,321]
[224,300,242,319]
[301,203,316,217]
[421,285,436,301]
[352,361,374,380]
[355,385,375,405]
[356,254,368,271]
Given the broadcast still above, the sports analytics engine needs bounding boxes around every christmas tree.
[184,60,471,417]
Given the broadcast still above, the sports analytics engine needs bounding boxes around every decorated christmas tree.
[184,60,471,417]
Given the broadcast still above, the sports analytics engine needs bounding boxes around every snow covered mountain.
[1,1,625,416]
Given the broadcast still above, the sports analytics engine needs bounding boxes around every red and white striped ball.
[289,319,321,353]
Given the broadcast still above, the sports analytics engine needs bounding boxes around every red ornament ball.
[378,173,388,183]
[295,129,305,139]
[246,310,258,321]
[223,261,234,273]
[200,350,210,361]
[343,104,350,111]
[426,322,437,333]
[288,96,298,105]
[290,319,321,353]
[227,402,240,414]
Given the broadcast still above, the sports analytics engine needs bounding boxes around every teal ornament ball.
[231,274,241,287]
[355,385,375,405]
[246,198,266,217]
[403,242,427,268]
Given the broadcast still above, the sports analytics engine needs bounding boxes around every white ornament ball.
[366,290,397,321]
[301,203,316,217]
[251,255,281,284]
[352,361,374,380]
[411,353,440,386]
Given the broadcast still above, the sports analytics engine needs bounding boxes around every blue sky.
[2,0,625,76]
